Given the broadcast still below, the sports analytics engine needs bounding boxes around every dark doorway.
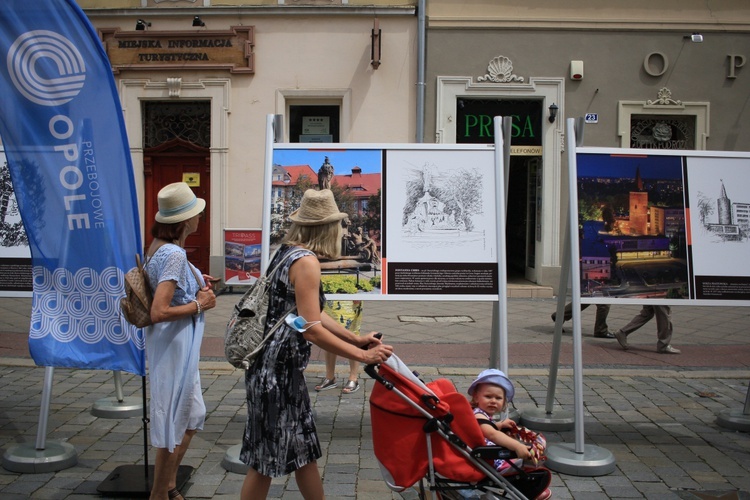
[455,98,543,281]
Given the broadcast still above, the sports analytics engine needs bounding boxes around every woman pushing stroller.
[240,189,393,500]
[468,369,551,500]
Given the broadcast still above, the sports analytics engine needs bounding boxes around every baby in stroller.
[368,355,552,500]
[468,369,551,499]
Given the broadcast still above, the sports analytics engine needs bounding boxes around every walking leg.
[654,306,674,351]
[618,305,655,338]
[593,304,611,336]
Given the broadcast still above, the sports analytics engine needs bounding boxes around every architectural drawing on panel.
[401,162,485,249]
[696,179,750,242]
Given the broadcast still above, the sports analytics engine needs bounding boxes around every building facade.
[76,0,417,276]
[424,0,750,291]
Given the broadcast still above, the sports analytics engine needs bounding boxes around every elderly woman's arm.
[150,280,216,324]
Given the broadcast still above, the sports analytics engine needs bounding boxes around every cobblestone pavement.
[1,295,749,499]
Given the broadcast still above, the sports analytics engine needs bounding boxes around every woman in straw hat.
[240,189,393,499]
[144,182,217,500]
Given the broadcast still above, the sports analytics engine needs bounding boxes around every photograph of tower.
[576,152,688,300]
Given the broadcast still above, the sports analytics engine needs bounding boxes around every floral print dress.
[240,245,325,477]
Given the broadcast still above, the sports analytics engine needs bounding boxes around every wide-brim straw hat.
[155,182,206,224]
[289,189,348,226]
[467,368,515,402]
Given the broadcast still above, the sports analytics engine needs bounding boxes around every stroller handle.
[365,363,393,389]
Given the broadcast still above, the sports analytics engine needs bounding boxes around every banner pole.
[91,371,143,419]
[114,371,124,402]
[490,117,508,374]
[2,367,77,473]
[34,367,53,450]
[544,118,615,476]
[520,217,575,431]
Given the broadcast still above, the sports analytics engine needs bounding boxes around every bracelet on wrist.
[193,299,202,315]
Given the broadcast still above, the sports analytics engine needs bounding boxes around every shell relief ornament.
[478,56,525,83]
[647,87,682,106]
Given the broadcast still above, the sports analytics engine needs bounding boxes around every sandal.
[168,488,185,500]
[315,377,337,391]
[342,380,360,394]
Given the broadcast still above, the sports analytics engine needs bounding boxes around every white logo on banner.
[28,266,145,348]
[7,30,86,106]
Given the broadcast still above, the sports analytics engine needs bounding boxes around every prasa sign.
[456,98,543,146]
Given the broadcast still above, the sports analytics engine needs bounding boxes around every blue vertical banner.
[0,0,146,375]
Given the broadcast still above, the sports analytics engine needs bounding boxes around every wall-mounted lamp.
[371,18,382,69]
[192,16,205,27]
[548,103,559,123]
[135,19,150,31]
[684,32,703,43]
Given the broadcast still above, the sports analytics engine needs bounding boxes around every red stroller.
[366,355,552,500]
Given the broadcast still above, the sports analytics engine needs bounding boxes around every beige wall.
[82,8,417,276]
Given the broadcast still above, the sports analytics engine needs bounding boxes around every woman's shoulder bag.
[120,254,153,328]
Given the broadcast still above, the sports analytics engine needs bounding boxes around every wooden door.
[144,139,210,274]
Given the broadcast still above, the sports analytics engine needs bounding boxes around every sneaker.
[614,330,629,350]
[658,345,681,354]
[594,331,616,339]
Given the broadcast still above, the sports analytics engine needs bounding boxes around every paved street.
[1,293,749,499]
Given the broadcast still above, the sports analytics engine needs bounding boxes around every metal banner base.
[545,443,616,476]
[221,443,250,474]
[97,464,193,496]
[520,408,575,432]
[2,441,77,473]
[716,409,750,432]
[91,397,143,419]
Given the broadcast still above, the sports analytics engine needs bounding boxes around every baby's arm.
[496,418,516,430]
[476,416,532,459]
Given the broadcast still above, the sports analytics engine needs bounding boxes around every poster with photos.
[224,229,262,285]
[271,144,499,300]
[575,148,750,306]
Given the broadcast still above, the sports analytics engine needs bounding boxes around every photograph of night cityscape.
[576,152,688,300]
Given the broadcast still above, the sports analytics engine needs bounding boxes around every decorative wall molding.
[166,77,182,98]
[477,55,525,83]
[618,95,710,150]
[647,87,682,106]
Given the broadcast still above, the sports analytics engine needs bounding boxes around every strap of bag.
[136,253,151,273]
[264,246,307,281]
[257,247,311,342]
[261,304,296,342]
[188,262,203,287]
